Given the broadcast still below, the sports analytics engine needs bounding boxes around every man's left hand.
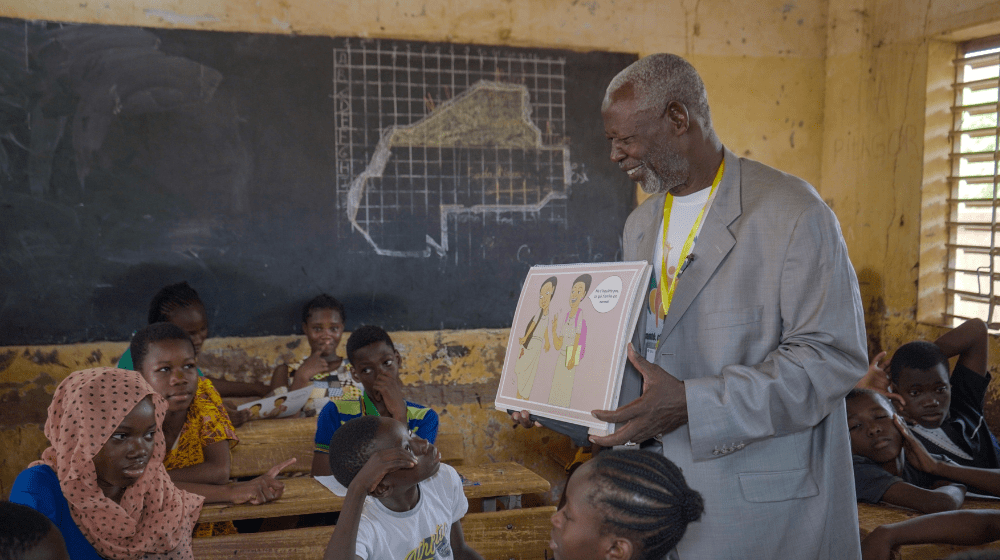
[589,343,687,446]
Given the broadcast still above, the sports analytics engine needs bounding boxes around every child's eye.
[144,429,156,440]
[156,366,171,373]
[110,432,127,441]
[937,386,949,393]
[384,359,394,367]
[183,363,196,370]
[849,423,860,431]
[909,390,920,397]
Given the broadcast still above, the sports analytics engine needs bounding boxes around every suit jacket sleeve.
[683,200,867,460]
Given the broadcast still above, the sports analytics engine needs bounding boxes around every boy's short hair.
[147,281,203,324]
[328,416,382,487]
[302,294,346,324]
[129,322,194,371]
[0,501,57,560]
[345,325,395,364]
[889,341,949,385]
[846,388,892,412]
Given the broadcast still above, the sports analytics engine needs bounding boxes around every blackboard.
[0,19,636,344]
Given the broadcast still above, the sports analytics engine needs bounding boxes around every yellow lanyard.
[660,160,725,317]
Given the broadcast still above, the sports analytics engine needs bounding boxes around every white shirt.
[355,463,468,560]
[643,187,715,360]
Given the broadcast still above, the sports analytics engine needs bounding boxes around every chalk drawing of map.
[333,40,578,260]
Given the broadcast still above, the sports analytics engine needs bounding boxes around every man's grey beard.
[638,153,690,195]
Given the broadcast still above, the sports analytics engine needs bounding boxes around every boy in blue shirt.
[321,416,481,560]
[311,325,438,476]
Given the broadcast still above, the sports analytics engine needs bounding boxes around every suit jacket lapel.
[658,148,742,341]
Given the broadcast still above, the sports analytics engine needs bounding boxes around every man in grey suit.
[586,54,868,558]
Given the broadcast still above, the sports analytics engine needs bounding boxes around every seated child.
[0,501,70,560]
[118,282,283,408]
[270,294,363,402]
[889,319,997,469]
[551,448,704,560]
[130,322,295,536]
[311,325,438,476]
[845,388,1000,512]
[321,416,482,560]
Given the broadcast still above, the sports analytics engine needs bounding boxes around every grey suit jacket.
[621,148,866,559]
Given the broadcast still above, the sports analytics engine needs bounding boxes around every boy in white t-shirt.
[323,415,484,560]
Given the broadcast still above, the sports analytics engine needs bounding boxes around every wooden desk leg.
[483,498,497,512]
[482,495,522,512]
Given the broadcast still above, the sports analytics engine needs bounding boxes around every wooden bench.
[201,462,550,524]
[858,499,1000,559]
[193,506,554,560]
[230,416,464,478]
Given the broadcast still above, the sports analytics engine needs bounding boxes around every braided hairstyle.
[0,501,59,560]
[586,449,703,560]
[147,282,204,325]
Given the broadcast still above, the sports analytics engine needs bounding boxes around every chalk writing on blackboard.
[333,40,582,260]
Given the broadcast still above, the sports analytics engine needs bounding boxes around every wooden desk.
[193,507,556,560]
[858,498,1000,559]
[200,462,550,524]
[231,417,465,477]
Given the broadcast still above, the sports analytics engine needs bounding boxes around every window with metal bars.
[947,36,1000,328]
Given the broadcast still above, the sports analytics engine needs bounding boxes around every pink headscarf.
[32,367,204,560]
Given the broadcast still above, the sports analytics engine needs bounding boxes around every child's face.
[539,282,555,312]
[569,281,587,308]
[847,393,903,464]
[352,341,400,399]
[550,462,619,560]
[139,338,199,413]
[894,364,951,428]
[93,397,156,497]
[167,304,209,355]
[24,525,71,560]
[303,308,345,356]
[376,418,441,489]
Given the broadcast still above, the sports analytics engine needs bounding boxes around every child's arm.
[323,449,416,560]
[856,351,905,406]
[879,480,965,514]
[207,377,273,398]
[270,364,291,393]
[898,415,1000,496]
[166,440,232,485]
[861,509,1000,560]
[174,457,295,504]
[449,521,485,560]
[934,318,989,376]
[293,351,333,391]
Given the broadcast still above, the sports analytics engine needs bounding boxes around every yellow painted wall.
[6,0,1000,507]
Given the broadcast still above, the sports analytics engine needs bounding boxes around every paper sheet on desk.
[315,475,348,497]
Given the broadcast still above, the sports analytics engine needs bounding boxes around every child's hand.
[224,400,250,427]
[296,350,331,381]
[857,351,905,407]
[228,457,296,504]
[895,415,940,474]
[352,448,417,495]
[374,370,408,421]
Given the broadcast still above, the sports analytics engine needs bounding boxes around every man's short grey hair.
[606,53,713,129]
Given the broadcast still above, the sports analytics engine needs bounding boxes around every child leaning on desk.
[311,325,438,476]
[322,415,483,560]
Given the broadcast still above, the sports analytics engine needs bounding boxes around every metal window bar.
[948,37,1000,328]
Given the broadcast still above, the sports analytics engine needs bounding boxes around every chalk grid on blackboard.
[333,39,573,261]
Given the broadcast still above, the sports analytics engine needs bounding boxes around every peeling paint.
[271,17,291,30]
[143,9,220,25]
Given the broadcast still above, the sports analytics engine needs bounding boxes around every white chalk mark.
[143,9,220,25]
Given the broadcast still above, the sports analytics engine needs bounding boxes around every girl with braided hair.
[549,448,703,560]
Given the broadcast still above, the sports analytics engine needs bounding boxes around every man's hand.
[856,351,905,407]
[589,343,687,446]
[509,410,543,429]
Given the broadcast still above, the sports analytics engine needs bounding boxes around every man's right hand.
[509,410,543,429]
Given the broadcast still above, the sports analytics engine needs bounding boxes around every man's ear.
[663,100,690,135]
[604,536,634,560]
